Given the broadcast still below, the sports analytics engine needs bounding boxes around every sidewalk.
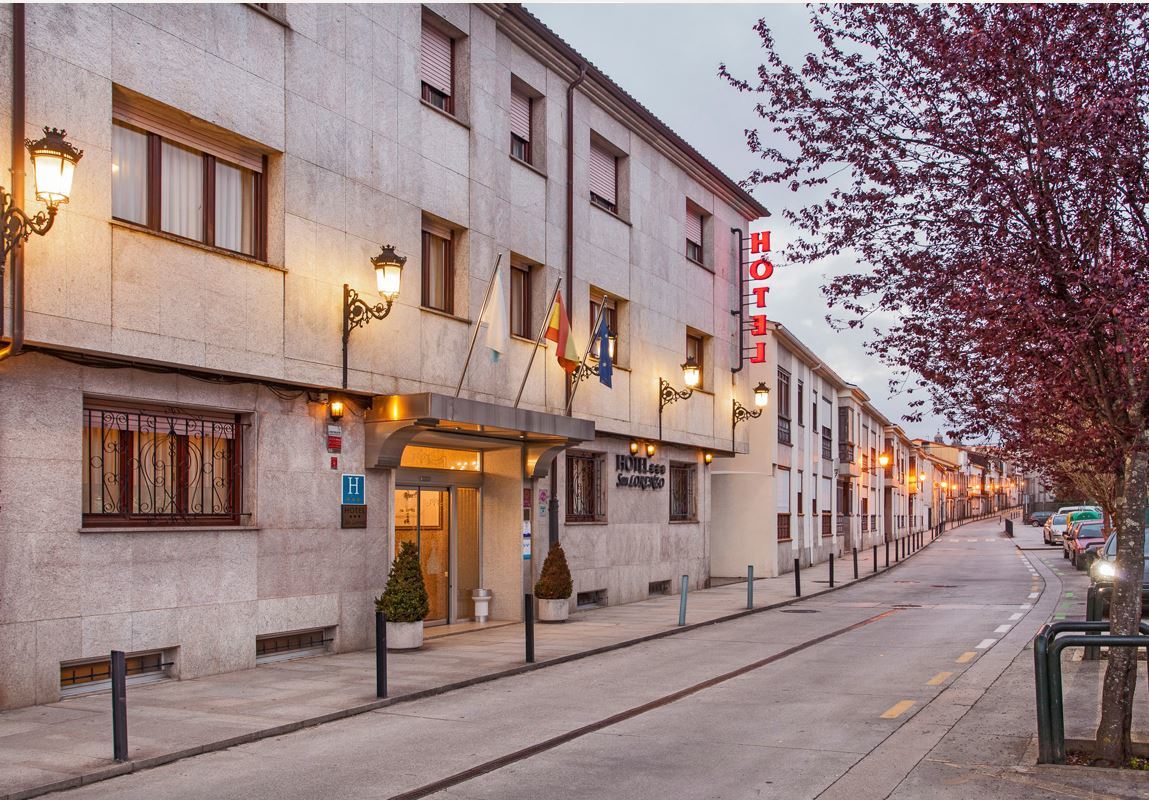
[0,527,953,800]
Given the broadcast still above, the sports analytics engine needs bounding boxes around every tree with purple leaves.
[723,4,1149,765]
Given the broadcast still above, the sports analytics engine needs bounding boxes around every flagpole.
[454,252,502,399]
[513,276,563,409]
[564,299,607,415]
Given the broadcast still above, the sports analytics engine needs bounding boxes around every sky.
[526,2,939,440]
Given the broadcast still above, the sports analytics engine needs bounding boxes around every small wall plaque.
[341,504,367,529]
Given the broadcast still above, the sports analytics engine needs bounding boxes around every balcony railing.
[778,417,792,446]
[821,513,832,537]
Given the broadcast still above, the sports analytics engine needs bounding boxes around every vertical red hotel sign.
[747,220,772,363]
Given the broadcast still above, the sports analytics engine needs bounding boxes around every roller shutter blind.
[589,141,617,205]
[510,88,531,141]
[421,24,453,96]
[686,208,703,246]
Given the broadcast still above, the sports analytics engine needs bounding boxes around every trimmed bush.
[376,541,429,623]
[534,542,573,600]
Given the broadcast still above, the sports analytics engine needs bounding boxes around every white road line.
[1020,603,1032,609]
[975,638,997,649]
[995,624,1011,633]
[1009,613,1023,620]
[1028,592,1040,598]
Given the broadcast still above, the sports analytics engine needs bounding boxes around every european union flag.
[597,314,613,388]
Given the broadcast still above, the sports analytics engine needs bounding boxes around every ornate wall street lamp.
[342,244,406,388]
[732,381,770,445]
[658,356,700,440]
[574,328,617,382]
[1,127,82,262]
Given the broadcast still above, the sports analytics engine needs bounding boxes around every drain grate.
[779,609,820,614]
[930,585,958,588]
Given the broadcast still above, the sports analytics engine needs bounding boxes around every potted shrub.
[534,542,573,622]
[376,541,429,650]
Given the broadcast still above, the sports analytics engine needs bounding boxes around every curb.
[4,518,998,800]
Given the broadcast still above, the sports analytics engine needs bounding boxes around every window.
[777,369,791,445]
[686,332,705,389]
[797,381,805,426]
[421,21,454,114]
[589,139,618,213]
[797,472,804,515]
[256,629,330,664]
[590,291,619,361]
[112,92,266,258]
[778,513,792,541]
[60,651,169,696]
[510,263,532,338]
[421,224,454,313]
[821,426,833,459]
[566,451,605,522]
[685,205,704,264]
[669,463,697,522]
[812,391,818,428]
[82,403,242,526]
[510,85,531,163]
[821,513,832,536]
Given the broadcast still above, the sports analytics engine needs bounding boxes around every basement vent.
[648,580,671,596]
[60,650,172,697]
[256,628,332,664]
[576,589,607,609]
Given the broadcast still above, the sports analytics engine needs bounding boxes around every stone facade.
[0,4,765,708]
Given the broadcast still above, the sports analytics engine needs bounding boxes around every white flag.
[481,263,509,363]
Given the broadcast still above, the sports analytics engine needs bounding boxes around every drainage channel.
[385,608,902,800]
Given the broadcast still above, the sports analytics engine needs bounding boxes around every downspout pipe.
[550,62,587,547]
[0,2,25,362]
[730,227,744,374]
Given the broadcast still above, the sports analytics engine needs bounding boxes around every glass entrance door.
[394,487,450,625]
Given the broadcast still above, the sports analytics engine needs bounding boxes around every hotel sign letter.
[747,224,772,363]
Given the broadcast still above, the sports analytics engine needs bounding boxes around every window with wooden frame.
[420,21,454,114]
[510,84,532,163]
[797,380,805,427]
[590,291,619,362]
[669,462,697,522]
[421,223,454,313]
[685,205,704,264]
[82,403,242,527]
[589,139,618,213]
[797,471,804,516]
[566,451,605,522]
[686,332,705,389]
[112,91,267,259]
[510,262,532,339]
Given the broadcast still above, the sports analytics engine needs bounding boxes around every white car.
[1056,505,1100,515]
[1044,513,1069,545]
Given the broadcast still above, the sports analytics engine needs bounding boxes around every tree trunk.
[1094,440,1149,766]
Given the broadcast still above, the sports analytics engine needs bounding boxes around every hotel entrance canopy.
[365,393,595,478]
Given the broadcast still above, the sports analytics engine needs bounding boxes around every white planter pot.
[386,621,424,650]
[537,597,570,623]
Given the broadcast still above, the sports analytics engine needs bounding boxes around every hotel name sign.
[615,455,666,490]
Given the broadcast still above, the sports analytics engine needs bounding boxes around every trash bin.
[472,588,492,623]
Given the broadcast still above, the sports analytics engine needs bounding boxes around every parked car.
[1088,530,1149,615]
[1056,504,1100,516]
[1065,520,1107,569]
[1043,513,1069,545]
[1028,510,1054,527]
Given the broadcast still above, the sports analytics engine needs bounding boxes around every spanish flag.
[545,294,580,373]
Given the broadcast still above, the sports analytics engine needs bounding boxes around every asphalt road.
[51,521,1055,800]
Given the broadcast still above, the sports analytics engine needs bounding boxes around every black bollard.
[747,565,754,610]
[873,544,878,573]
[829,553,835,588]
[885,539,890,567]
[524,593,535,663]
[111,650,128,762]
[794,557,801,597]
[375,610,387,698]
[852,547,859,580]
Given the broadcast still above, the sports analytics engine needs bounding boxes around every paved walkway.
[0,524,980,800]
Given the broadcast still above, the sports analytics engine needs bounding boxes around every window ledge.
[110,220,284,272]
[510,154,547,179]
[421,306,473,325]
[564,519,609,526]
[669,519,699,525]
[421,99,470,130]
[589,201,632,227]
[248,4,291,28]
[80,525,261,534]
[686,255,714,274]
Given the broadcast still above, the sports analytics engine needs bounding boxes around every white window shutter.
[510,88,531,141]
[421,24,453,96]
[589,142,617,204]
[686,208,703,246]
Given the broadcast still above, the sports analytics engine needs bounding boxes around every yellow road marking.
[956,651,977,663]
[927,671,953,686]
[881,700,916,719]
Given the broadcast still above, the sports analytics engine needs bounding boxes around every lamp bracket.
[659,377,693,411]
[344,285,395,337]
[732,398,763,428]
[574,361,602,383]
[0,187,56,263]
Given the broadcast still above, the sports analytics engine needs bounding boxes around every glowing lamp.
[629,440,639,455]
[878,453,890,468]
[372,243,406,298]
[681,356,700,389]
[26,127,83,207]
[753,381,770,408]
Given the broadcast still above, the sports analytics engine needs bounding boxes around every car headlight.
[1095,561,1117,579]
